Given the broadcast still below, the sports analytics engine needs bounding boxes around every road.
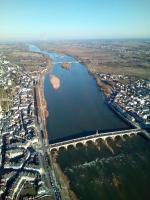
[49,128,141,150]
[33,78,62,200]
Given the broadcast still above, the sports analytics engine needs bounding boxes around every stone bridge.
[49,128,141,151]
[53,61,79,64]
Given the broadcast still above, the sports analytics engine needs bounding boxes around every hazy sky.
[0,0,150,40]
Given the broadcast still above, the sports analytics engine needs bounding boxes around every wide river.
[30,45,150,200]
[30,45,130,142]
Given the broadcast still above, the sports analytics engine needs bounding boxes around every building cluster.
[0,54,47,199]
[97,73,150,128]
[0,55,19,88]
[0,54,22,115]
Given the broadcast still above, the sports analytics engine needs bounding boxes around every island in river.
[30,45,150,200]
[50,74,61,90]
[61,62,71,70]
[43,51,131,141]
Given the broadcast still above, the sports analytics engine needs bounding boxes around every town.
[0,41,150,200]
[0,41,150,199]
[0,52,54,199]
[1,0,150,199]
[95,73,150,129]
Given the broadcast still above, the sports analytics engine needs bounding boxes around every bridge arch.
[95,138,105,143]
[86,139,94,146]
[113,134,123,141]
[128,132,136,137]
[67,144,76,150]
[59,146,67,151]
[50,148,58,153]
[105,136,114,141]
[76,142,84,148]
[122,134,129,139]
[49,129,141,152]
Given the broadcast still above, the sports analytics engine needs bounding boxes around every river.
[30,45,131,142]
[30,45,150,200]
[57,135,150,200]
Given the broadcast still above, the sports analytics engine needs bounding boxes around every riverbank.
[37,40,150,80]
[34,47,135,200]
[52,151,79,200]
[33,44,150,200]
[37,55,79,200]
[36,56,53,145]
[87,69,113,97]
[40,47,114,98]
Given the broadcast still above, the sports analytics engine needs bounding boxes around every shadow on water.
[56,135,150,200]
[30,45,150,200]
[49,127,133,144]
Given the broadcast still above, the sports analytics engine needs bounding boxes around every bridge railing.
[49,128,141,148]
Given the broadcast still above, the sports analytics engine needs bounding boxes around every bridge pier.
[49,129,141,152]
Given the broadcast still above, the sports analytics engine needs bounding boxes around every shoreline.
[36,56,53,145]
[37,50,136,200]
[51,51,137,128]
[51,151,79,200]
[87,69,112,97]
[37,48,80,200]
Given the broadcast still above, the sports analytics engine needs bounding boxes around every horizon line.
[0,37,150,43]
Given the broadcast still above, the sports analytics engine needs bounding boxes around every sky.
[0,0,150,41]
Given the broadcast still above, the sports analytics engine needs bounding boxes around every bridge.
[49,128,142,151]
[53,61,79,64]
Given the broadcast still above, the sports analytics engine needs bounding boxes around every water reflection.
[56,135,150,200]
[30,45,132,141]
[44,52,130,140]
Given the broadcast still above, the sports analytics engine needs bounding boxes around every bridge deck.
[49,128,141,150]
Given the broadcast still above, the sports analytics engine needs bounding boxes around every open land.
[0,43,50,72]
[37,40,150,79]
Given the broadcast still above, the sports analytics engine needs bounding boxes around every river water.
[30,45,130,141]
[30,45,150,200]
[57,135,150,200]
[41,50,130,141]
